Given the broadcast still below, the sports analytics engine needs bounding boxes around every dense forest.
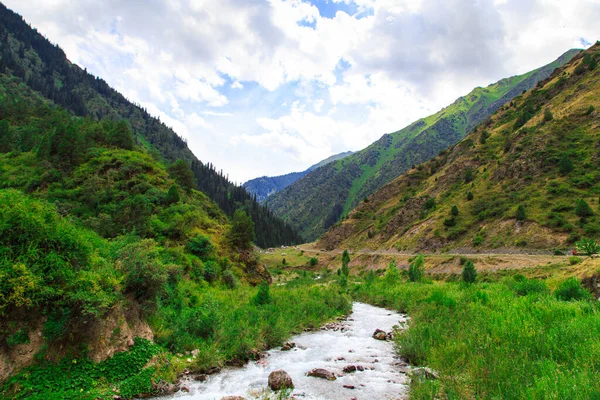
[0,3,302,247]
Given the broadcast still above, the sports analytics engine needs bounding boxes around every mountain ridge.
[268,49,580,242]
[244,151,353,202]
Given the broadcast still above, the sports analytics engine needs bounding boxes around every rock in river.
[307,368,337,381]
[268,369,294,390]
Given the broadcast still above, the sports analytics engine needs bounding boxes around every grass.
[352,271,600,399]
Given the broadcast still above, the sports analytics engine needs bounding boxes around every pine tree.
[228,209,255,250]
[408,254,424,282]
[558,153,573,174]
[168,160,196,190]
[516,204,526,221]
[462,260,477,283]
[451,205,459,216]
[341,249,350,278]
[575,199,594,218]
[164,184,180,205]
[0,119,10,152]
[467,191,474,201]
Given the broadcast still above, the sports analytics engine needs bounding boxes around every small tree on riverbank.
[462,260,477,284]
[408,254,424,282]
[341,250,350,278]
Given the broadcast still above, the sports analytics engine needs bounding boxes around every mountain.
[243,151,353,202]
[318,43,600,252]
[0,3,301,247]
[268,49,581,242]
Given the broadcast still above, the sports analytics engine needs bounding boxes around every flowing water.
[158,302,409,400]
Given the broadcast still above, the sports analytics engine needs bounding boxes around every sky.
[5,0,600,183]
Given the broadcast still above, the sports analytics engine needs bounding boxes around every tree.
[575,199,594,218]
[384,260,401,284]
[467,192,474,201]
[309,257,318,266]
[464,169,474,184]
[168,160,195,190]
[253,281,270,305]
[408,254,424,282]
[451,205,459,216]
[186,234,214,260]
[0,119,10,152]
[558,153,573,175]
[462,260,477,283]
[164,184,180,205]
[109,120,134,150]
[341,249,350,278]
[576,237,600,256]
[228,209,255,250]
[516,204,526,221]
[543,109,554,122]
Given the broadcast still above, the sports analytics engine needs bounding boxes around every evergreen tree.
[384,260,400,284]
[228,209,255,250]
[164,184,180,205]
[575,199,594,218]
[253,281,270,305]
[0,119,10,152]
[451,205,459,216]
[462,260,477,283]
[543,109,554,122]
[341,249,350,278]
[467,191,474,201]
[558,153,573,174]
[516,204,526,221]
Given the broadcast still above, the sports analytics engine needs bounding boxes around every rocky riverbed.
[154,302,410,400]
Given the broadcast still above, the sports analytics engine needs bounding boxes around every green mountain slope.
[0,4,301,247]
[319,44,600,252]
[244,151,353,202]
[269,49,580,241]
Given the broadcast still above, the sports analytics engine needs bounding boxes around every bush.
[186,234,214,261]
[451,205,459,216]
[509,277,549,296]
[576,237,600,256]
[467,191,474,201]
[203,260,220,283]
[575,199,594,218]
[309,257,318,266]
[587,105,595,115]
[462,260,477,284]
[384,260,401,284]
[423,198,436,210]
[554,277,593,301]
[222,270,238,289]
[569,256,581,265]
[558,153,573,175]
[408,254,425,282]
[543,109,554,122]
[473,234,484,246]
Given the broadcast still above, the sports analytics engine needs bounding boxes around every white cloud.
[4,0,600,182]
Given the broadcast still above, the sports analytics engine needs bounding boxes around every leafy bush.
[516,204,526,221]
[186,235,214,261]
[203,260,220,283]
[408,254,425,282]
[384,261,401,284]
[576,237,600,256]
[467,191,474,201]
[309,257,318,266]
[554,278,593,301]
[473,234,484,246]
[509,276,549,296]
[575,199,594,218]
[222,270,238,289]
[253,281,271,305]
[423,198,436,210]
[569,256,581,265]
[6,328,29,347]
[543,109,554,122]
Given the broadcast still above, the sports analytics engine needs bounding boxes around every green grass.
[353,274,600,399]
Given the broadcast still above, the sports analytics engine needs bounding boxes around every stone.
[372,329,388,341]
[181,385,190,393]
[281,342,296,351]
[268,369,294,391]
[343,385,356,390]
[221,397,247,400]
[343,365,365,373]
[307,368,336,381]
[412,367,438,380]
[193,374,208,382]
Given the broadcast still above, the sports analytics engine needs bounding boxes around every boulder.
[193,374,208,382]
[307,368,336,381]
[268,369,294,391]
[281,342,296,351]
[372,329,387,340]
[342,365,365,373]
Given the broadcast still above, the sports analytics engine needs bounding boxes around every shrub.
[509,277,549,296]
[424,198,436,210]
[7,328,30,347]
[203,260,220,283]
[408,254,424,282]
[575,199,594,218]
[473,235,484,246]
[462,260,477,284]
[451,205,459,216]
[576,237,600,256]
[164,184,180,205]
[341,250,350,278]
[186,234,214,261]
[309,257,318,266]
[464,169,474,183]
[253,281,271,305]
[569,256,582,265]
[558,153,573,174]
[222,270,238,289]
[467,191,474,201]
[587,105,595,115]
[554,278,593,301]
[543,109,554,122]
[384,260,401,284]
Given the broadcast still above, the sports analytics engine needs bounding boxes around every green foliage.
[451,205,459,216]
[423,197,436,210]
[253,281,271,305]
[168,160,195,191]
[464,169,474,184]
[575,198,594,218]
[341,249,350,278]
[554,278,593,301]
[203,260,220,283]
[461,260,477,284]
[576,237,600,256]
[309,257,318,266]
[222,270,238,289]
[467,191,474,201]
[408,254,425,282]
[587,105,596,115]
[6,328,29,347]
[164,184,180,205]
[543,109,554,122]
[186,235,214,261]
[384,260,401,284]
[569,256,582,265]
[508,275,549,296]
[516,204,526,221]
[558,153,573,174]
[228,209,255,250]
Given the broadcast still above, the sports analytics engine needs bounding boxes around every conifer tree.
[462,260,477,283]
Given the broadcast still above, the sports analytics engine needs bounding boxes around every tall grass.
[353,277,600,399]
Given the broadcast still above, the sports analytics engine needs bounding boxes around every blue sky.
[4,0,599,183]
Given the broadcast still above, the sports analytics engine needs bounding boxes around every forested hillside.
[244,151,353,202]
[319,44,600,253]
[269,49,580,241]
[0,3,301,247]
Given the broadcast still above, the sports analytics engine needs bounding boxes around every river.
[156,302,409,400]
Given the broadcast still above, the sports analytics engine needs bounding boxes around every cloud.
[4,0,600,182]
